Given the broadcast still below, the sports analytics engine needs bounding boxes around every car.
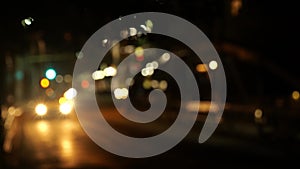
[30,87,76,118]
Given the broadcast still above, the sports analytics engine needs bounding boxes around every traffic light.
[45,68,57,80]
[40,78,50,88]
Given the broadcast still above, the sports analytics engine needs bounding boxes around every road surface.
[1,105,299,169]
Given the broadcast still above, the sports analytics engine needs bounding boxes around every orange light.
[81,80,90,89]
[196,64,207,73]
[40,78,50,88]
[292,91,300,100]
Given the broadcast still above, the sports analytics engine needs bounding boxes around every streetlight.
[21,17,34,28]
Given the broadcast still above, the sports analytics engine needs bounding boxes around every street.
[1,103,299,169]
[1,1,300,169]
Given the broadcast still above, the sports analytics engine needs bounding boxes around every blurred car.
[29,87,76,118]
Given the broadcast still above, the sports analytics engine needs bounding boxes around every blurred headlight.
[59,101,73,115]
[35,103,48,116]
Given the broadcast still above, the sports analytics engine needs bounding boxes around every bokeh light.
[55,75,64,83]
[114,88,129,99]
[59,97,67,104]
[40,78,50,88]
[64,74,72,83]
[129,27,137,36]
[292,91,300,100]
[104,66,117,77]
[160,52,170,63]
[81,80,90,89]
[92,70,106,80]
[135,47,144,61]
[35,103,48,116]
[64,88,77,100]
[45,68,57,80]
[196,64,207,73]
[159,80,168,91]
[209,60,218,70]
[59,101,73,115]
[254,109,263,119]
[45,88,55,97]
[21,17,34,27]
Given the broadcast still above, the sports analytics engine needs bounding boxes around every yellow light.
[61,139,72,156]
[8,106,16,115]
[196,64,207,73]
[254,109,263,119]
[146,20,153,29]
[14,108,23,117]
[151,80,159,89]
[135,47,144,57]
[143,79,152,89]
[159,80,168,91]
[35,103,47,116]
[292,91,300,100]
[59,97,67,104]
[40,78,50,88]
[62,139,71,150]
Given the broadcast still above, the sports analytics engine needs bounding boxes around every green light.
[45,68,57,80]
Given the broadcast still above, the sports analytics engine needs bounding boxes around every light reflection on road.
[36,121,49,135]
[23,116,121,169]
[3,105,298,169]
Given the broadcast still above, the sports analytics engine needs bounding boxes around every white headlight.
[59,102,73,115]
[35,104,47,116]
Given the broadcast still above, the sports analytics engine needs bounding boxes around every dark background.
[1,0,299,79]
